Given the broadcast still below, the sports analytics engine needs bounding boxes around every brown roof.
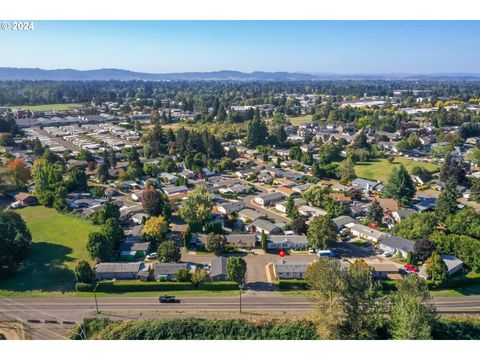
[15,192,36,201]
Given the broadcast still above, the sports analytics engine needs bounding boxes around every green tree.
[142,187,170,219]
[337,157,356,183]
[260,231,268,251]
[425,252,447,283]
[285,196,299,219]
[183,227,192,250]
[102,218,124,250]
[305,258,346,339]
[74,260,94,284]
[175,268,191,282]
[205,233,225,255]
[226,257,247,284]
[191,268,209,288]
[471,177,480,203]
[92,202,120,225]
[435,180,460,221]
[392,212,437,241]
[178,185,212,228]
[0,210,32,278]
[366,199,383,225]
[87,231,113,262]
[53,185,68,212]
[382,165,416,207]
[389,276,436,339]
[245,117,268,148]
[157,240,181,262]
[307,215,337,250]
[66,166,88,192]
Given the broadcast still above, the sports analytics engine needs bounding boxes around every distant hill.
[0,67,479,81]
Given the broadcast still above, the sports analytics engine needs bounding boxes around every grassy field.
[11,103,82,111]
[0,206,98,295]
[287,115,313,126]
[354,157,439,182]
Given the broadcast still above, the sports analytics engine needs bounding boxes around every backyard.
[0,206,98,296]
[354,157,439,182]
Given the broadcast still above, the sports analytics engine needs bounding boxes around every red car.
[403,264,417,273]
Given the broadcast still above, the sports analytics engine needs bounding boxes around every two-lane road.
[2,293,480,324]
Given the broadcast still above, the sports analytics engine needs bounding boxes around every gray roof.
[380,235,414,253]
[333,215,358,228]
[162,186,188,195]
[238,208,263,220]
[210,256,228,278]
[256,192,285,202]
[153,262,189,275]
[268,235,308,245]
[119,241,150,252]
[225,234,256,245]
[352,178,381,190]
[441,254,463,272]
[275,262,309,273]
[251,219,281,233]
[95,262,144,273]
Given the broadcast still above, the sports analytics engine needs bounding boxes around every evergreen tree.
[366,199,384,225]
[260,231,268,251]
[435,180,460,221]
[245,117,268,148]
[382,165,416,207]
[440,152,466,184]
[286,197,299,219]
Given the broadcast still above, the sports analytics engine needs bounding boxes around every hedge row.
[76,281,238,293]
[71,316,480,340]
[278,280,309,290]
[71,318,318,340]
[430,272,480,290]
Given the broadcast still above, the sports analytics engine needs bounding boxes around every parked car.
[375,249,384,255]
[146,252,157,259]
[383,252,393,258]
[403,264,417,273]
[159,295,178,303]
[9,201,25,209]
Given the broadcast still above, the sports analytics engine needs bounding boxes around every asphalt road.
[2,293,480,323]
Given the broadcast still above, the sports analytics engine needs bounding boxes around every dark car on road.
[159,295,178,303]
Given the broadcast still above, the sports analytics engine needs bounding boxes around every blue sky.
[1,21,479,73]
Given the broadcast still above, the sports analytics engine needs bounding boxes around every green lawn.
[0,206,98,295]
[287,115,313,126]
[11,103,83,111]
[354,157,439,182]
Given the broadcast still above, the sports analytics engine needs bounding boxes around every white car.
[146,252,158,259]
[9,201,25,209]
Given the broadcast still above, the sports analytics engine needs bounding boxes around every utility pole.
[93,283,100,314]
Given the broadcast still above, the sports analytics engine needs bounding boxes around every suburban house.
[119,241,151,260]
[14,192,37,206]
[153,262,191,281]
[275,201,288,213]
[419,254,463,279]
[391,209,417,223]
[209,256,228,281]
[352,178,383,194]
[131,212,149,225]
[94,262,147,280]
[162,185,189,197]
[298,205,327,219]
[159,172,179,185]
[275,186,296,198]
[253,192,285,207]
[379,235,415,258]
[225,234,256,249]
[267,235,309,250]
[216,201,245,215]
[238,208,263,222]
[333,215,358,230]
[349,224,385,243]
[248,219,283,235]
[368,263,402,280]
[273,261,310,279]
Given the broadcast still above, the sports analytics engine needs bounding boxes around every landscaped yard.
[354,157,439,182]
[0,206,98,295]
[11,103,83,111]
[287,115,313,126]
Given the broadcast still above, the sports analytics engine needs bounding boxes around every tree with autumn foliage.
[5,158,31,189]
